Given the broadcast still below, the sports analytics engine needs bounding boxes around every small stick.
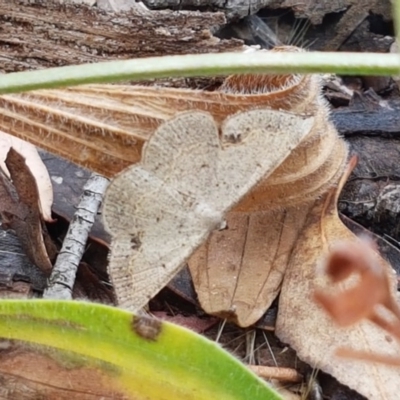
[43,173,109,299]
[248,365,302,383]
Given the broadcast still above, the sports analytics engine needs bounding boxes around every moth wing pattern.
[214,109,315,211]
[142,111,220,202]
[103,109,314,310]
[103,112,222,309]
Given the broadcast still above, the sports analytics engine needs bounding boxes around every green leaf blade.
[0,300,282,400]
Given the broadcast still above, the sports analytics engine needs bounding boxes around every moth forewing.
[141,111,220,202]
[215,109,314,210]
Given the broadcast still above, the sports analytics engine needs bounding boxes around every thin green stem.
[0,51,400,95]
[394,0,400,45]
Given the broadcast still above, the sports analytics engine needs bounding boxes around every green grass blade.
[0,51,399,94]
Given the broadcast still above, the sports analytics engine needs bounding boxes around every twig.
[248,365,302,383]
[215,318,227,343]
[245,329,257,364]
[43,174,109,299]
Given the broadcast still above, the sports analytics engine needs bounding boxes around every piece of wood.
[143,0,391,24]
[144,0,276,19]
[331,100,400,137]
[268,0,391,26]
[0,0,242,73]
[330,100,400,244]
[144,0,392,50]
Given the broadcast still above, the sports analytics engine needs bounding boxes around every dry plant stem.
[43,174,109,299]
[247,365,302,383]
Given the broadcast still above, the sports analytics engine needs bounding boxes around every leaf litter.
[0,45,399,399]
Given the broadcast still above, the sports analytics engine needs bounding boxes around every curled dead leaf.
[0,131,53,222]
[0,47,319,178]
[0,148,56,274]
[276,157,400,400]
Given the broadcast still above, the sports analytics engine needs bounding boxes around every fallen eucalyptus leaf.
[276,158,400,400]
[0,299,282,400]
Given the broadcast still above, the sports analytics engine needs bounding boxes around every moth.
[102,109,314,311]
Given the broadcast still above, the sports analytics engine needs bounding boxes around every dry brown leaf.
[275,158,400,400]
[0,148,55,274]
[0,342,126,399]
[0,130,53,221]
[0,48,315,178]
[189,205,313,326]
[189,49,347,326]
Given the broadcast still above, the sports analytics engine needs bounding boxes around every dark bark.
[331,100,400,246]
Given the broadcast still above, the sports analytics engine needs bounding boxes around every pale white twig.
[43,174,109,299]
